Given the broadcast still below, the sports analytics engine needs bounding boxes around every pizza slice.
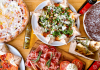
[0,43,21,70]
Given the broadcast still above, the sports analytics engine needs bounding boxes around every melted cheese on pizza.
[0,53,18,70]
[0,0,27,40]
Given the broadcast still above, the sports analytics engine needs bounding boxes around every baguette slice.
[76,43,94,56]
[89,41,100,52]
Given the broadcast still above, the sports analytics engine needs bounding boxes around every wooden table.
[7,0,100,70]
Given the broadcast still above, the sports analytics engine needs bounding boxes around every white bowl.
[31,0,80,46]
[83,1,100,40]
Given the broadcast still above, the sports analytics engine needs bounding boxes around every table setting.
[0,0,100,70]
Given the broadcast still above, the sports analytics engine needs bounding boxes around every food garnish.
[46,53,53,68]
[31,50,42,63]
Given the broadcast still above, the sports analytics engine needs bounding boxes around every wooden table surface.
[7,0,100,70]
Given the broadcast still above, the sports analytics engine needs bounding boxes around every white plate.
[0,43,25,70]
[83,1,100,40]
[31,0,80,46]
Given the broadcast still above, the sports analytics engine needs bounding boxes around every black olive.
[22,17,24,20]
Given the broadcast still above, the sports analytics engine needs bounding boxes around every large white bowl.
[31,0,80,46]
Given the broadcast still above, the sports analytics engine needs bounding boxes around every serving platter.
[29,40,86,70]
[31,0,80,46]
[0,43,25,70]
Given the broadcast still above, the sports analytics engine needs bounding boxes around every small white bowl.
[31,0,80,46]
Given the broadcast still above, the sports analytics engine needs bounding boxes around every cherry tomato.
[54,3,60,7]
[0,25,3,29]
[60,61,70,70]
[50,46,57,52]
[55,36,60,41]
[1,54,6,61]
[72,59,83,70]
[43,32,48,37]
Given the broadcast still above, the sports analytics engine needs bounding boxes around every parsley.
[86,38,88,44]
[48,9,51,12]
[68,18,73,23]
[68,24,72,28]
[67,29,73,35]
[39,23,44,27]
[46,53,53,68]
[31,51,42,63]
[52,31,61,37]
[63,29,73,35]
[43,19,46,22]
[67,12,70,17]
[58,5,62,8]
[55,17,59,22]
[40,17,43,21]
[66,7,69,10]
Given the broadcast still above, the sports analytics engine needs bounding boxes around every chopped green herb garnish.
[31,51,42,63]
[48,9,51,12]
[66,7,69,10]
[46,53,53,68]
[86,38,88,45]
[67,29,73,35]
[52,31,61,37]
[39,22,44,27]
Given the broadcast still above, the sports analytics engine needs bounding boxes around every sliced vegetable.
[72,59,83,70]
[60,61,70,70]
[54,3,60,7]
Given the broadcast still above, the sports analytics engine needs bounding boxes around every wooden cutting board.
[30,40,86,70]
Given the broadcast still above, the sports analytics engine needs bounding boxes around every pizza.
[0,43,21,70]
[32,0,80,44]
[84,2,100,41]
[0,0,29,42]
